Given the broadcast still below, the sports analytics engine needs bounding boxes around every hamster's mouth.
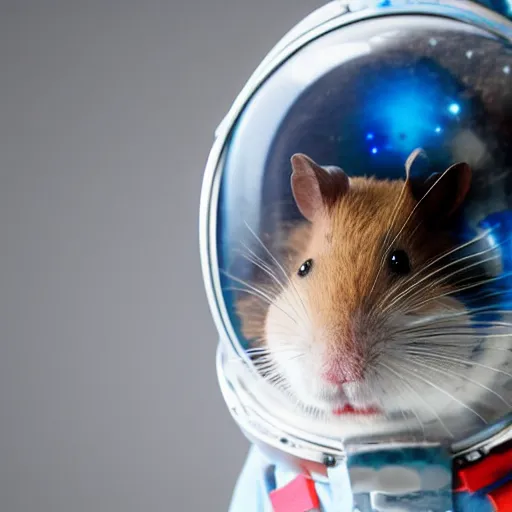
[332,404,381,416]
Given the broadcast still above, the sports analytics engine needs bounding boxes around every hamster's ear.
[407,161,472,219]
[404,148,429,181]
[290,153,349,222]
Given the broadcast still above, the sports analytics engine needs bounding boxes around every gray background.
[0,1,323,511]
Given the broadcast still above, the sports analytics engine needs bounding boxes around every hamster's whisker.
[396,318,508,334]
[388,358,489,424]
[382,254,499,314]
[382,243,499,310]
[394,353,512,408]
[249,355,299,405]
[404,339,512,353]
[403,271,512,312]
[249,318,296,330]
[236,248,310,331]
[414,253,499,293]
[223,270,305,328]
[380,164,457,267]
[368,179,410,299]
[399,341,477,352]
[228,355,278,367]
[268,377,289,393]
[403,220,423,246]
[247,346,298,357]
[252,358,277,367]
[395,347,512,378]
[463,289,511,305]
[238,246,287,291]
[224,285,302,328]
[400,306,512,329]
[240,243,289,289]
[252,354,294,366]
[378,361,453,437]
[372,364,424,435]
[400,324,512,337]
[249,343,300,354]
[256,363,281,374]
[243,221,311,323]
[400,333,512,349]
[383,180,410,250]
[304,403,324,422]
[423,330,512,342]
[255,354,303,397]
[246,346,272,354]
[396,328,478,340]
[254,351,303,364]
[221,269,278,294]
[262,367,286,383]
[414,228,494,279]
[376,229,496,310]
[267,373,286,386]
[223,283,279,308]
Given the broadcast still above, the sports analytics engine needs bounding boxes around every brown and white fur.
[233,149,512,436]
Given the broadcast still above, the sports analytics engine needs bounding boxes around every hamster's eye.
[388,250,410,275]
[298,259,313,277]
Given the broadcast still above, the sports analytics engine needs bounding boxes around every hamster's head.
[263,150,488,424]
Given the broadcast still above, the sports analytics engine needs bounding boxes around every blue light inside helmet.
[479,211,512,305]
[356,69,467,169]
[449,102,461,115]
[479,211,512,274]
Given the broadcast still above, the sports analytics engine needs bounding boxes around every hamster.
[234,149,512,434]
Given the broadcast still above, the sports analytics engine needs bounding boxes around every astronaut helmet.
[199,0,512,488]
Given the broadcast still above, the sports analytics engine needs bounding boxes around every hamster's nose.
[323,365,363,385]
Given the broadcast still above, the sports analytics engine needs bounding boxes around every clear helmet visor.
[203,6,512,449]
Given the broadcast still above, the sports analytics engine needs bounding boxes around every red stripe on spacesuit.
[269,474,319,512]
[487,480,512,511]
[269,444,512,512]
[457,448,512,493]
